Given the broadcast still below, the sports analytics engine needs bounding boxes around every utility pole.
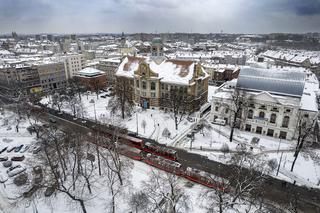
[276,151,284,176]
[136,113,138,135]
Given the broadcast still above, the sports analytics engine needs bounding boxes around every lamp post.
[277,138,282,154]
[90,99,97,123]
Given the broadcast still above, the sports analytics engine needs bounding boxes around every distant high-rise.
[47,34,53,41]
[12,31,18,40]
[70,34,77,41]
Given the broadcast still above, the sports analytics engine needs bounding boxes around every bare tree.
[25,130,97,213]
[143,170,190,213]
[52,93,64,112]
[68,78,84,101]
[161,87,192,130]
[108,77,134,119]
[129,191,150,213]
[91,78,102,100]
[291,113,317,172]
[201,154,268,213]
[200,176,230,213]
[226,88,250,142]
[228,153,267,207]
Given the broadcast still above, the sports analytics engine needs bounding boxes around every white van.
[211,118,226,126]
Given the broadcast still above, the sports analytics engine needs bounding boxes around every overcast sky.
[0,0,320,34]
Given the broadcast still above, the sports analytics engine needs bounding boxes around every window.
[304,114,309,118]
[245,124,251,132]
[151,82,156,90]
[271,107,279,112]
[249,103,255,108]
[259,105,266,109]
[215,106,219,111]
[259,111,265,118]
[270,113,277,124]
[151,92,156,98]
[136,79,139,87]
[142,81,146,90]
[256,126,263,134]
[279,131,287,139]
[225,108,229,114]
[285,109,291,113]
[267,129,274,137]
[247,109,253,119]
[161,84,164,90]
[282,116,290,128]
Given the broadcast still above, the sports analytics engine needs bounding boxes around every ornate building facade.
[115,38,209,112]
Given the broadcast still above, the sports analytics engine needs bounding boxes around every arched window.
[247,109,253,119]
[282,116,290,128]
[259,111,265,118]
[270,113,277,124]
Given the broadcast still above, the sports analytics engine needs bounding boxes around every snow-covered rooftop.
[237,68,306,98]
[116,56,208,85]
[77,67,105,77]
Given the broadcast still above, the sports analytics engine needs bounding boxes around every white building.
[62,53,85,80]
[210,67,319,140]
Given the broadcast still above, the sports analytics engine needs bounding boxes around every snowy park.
[38,89,320,190]
[0,108,269,213]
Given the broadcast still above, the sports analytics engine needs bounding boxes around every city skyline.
[0,0,320,34]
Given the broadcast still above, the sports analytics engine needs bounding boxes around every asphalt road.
[1,97,319,213]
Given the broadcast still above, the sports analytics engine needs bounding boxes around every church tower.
[120,32,126,48]
[150,37,165,64]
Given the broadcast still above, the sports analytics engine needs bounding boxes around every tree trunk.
[229,126,234,142]
[174,115,178,130]
[79,200,87,213]
[96,145,101,176]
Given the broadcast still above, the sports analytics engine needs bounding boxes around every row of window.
[214,106,291,128]
[249,104,292,113]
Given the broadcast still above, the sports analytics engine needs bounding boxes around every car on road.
[100,95,106,98]
[49,118,56,123]
[211,118,226,126]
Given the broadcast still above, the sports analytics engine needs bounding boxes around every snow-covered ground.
[40,92,195,145]
[0,109,265,213]
[176,122,320,188]
[39,89,320,189]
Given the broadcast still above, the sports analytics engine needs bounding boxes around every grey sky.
[0,0,320,34]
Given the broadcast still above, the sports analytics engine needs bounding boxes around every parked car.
[211,118,226,126]
[32,146,42,154]
[49,118,56,123]
[8,167,26,177]
[0,147,7,154]
[7,146,16,153]
[14,145,24,152]
[0,156,8,162]
[11,155,25,161]
[7,165,22,173]
[20,145,30,153]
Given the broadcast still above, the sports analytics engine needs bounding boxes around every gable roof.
[116,56,206,85]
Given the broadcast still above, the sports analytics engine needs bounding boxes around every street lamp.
[90,99,97,123]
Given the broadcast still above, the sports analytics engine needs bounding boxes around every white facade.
[210,68,319,140]
[63,53,85,80]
